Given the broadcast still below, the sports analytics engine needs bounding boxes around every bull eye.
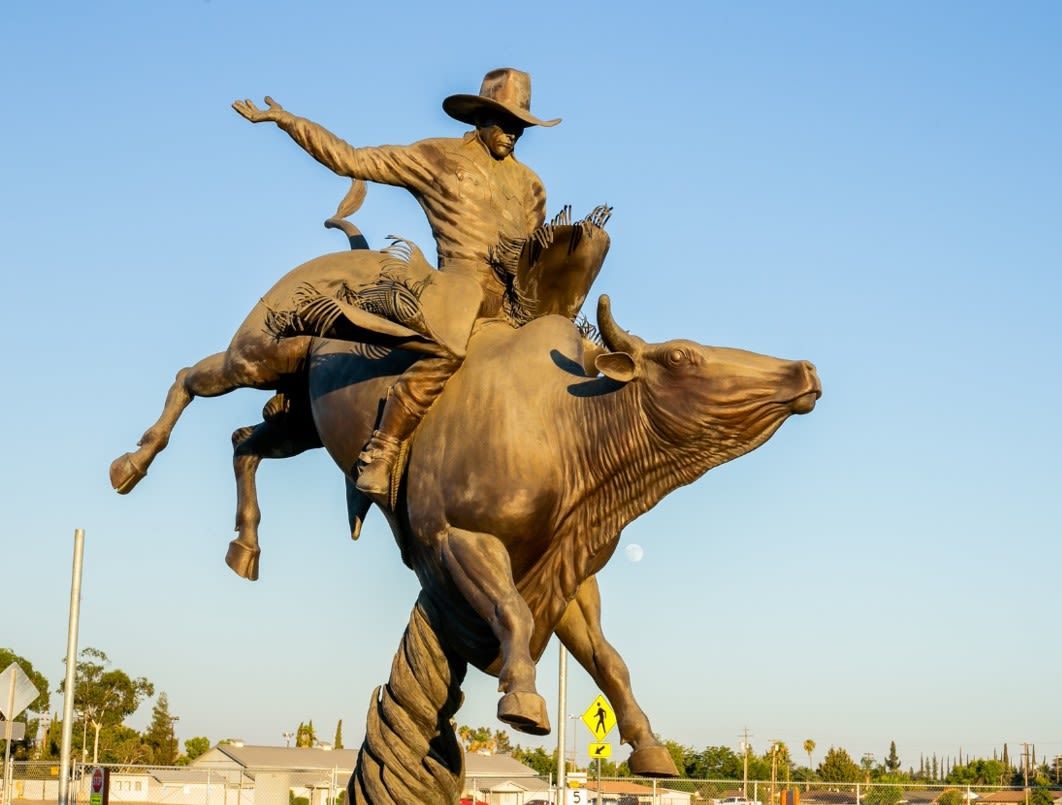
[666,348,686,367]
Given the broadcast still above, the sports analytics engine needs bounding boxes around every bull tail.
[325,178,369,250]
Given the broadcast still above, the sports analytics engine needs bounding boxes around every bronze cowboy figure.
[111,68,610,576]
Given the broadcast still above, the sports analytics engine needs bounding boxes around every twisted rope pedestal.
[350,597,469,804]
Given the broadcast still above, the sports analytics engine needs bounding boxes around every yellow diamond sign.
[580,694,616,740]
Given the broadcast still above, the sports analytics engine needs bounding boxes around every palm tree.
[804,739,816,790]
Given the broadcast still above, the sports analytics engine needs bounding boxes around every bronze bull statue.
[110,235,820,802]
[296,293,819,801]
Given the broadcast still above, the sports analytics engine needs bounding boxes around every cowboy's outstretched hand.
[232,96,287,124]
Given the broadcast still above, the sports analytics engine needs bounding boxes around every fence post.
[206,768,211,805]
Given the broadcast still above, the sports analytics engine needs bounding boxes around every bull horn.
[597,295,645,355]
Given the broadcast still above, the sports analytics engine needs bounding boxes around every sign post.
[89,766,109,805]
[579,696,616,805]
[1,662,41,805]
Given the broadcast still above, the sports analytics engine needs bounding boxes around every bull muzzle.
[789,360,822,414]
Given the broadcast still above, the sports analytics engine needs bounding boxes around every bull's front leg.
[555,576,680,777]
[440,527,551,736]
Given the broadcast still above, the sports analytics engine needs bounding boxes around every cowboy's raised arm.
[232,96,431,190]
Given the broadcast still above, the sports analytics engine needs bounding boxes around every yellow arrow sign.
[580,694,616,740]
[588,741,612,759]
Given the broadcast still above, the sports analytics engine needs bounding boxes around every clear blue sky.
[3,0,1060,771]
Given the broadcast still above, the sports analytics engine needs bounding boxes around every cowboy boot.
[354,430,403,507]
[355,390,423,508]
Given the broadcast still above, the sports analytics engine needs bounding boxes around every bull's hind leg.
[228,398,322,580]
[109,337,312,493]
[555,576,679,777]
[440,527,550,735]
[110,352,225,493]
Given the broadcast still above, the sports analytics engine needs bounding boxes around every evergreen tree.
[333,720,343,750]
[144,692,177,765]
[932,754,938,780]
[1003,744,1010,773]
[886,741,900,773]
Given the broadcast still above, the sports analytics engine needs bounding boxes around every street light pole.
[557,646,568,803]
[169,715,180,765]
[58,529,85,805]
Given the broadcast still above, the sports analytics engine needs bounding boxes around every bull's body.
[303,299,820,773]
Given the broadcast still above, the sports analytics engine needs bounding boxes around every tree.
[144,693,178,765]
[864,783,903,805]
[886,741,901,773]
[510,745,555,777]
[818,747,862,782]
[686,745,741,779]
[184,737,210,762]
[296,720,316,748]
[59,648,154,764]
[456,725,495,754]
[333,720,343,750]
[804,740,816,774]
[0,649,51,759]
[493,729,512,754]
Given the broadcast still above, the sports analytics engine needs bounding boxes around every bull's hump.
[470,316,587,373]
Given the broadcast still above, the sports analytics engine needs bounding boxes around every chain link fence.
[1,762,1048,805]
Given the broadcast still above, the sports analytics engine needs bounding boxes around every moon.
[624,543,644,563]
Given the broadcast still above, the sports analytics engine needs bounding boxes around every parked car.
[712,797,763,805]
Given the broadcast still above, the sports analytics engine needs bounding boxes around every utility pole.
[740,728,752,798]
[770,741,780,805]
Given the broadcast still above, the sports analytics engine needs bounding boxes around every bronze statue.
[108,69,821,804]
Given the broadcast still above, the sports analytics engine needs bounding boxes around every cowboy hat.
[443,68,561,128]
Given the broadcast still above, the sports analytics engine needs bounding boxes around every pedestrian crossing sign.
[580,694,616,739]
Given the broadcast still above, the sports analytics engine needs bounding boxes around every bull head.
[594,294,821,461]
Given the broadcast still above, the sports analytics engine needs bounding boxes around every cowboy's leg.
[555,576,680,777]
[356,353,462,506]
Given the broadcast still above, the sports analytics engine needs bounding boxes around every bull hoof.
[497,691,550,736]
[110,453,147,494]
[225,539,261,581]
[629,744,680,777]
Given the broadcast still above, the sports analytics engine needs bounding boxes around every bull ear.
[595,351,638,383]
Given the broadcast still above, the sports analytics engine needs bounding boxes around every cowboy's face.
[476,115,525,159]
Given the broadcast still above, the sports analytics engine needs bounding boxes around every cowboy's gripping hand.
[232,96,289,124]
